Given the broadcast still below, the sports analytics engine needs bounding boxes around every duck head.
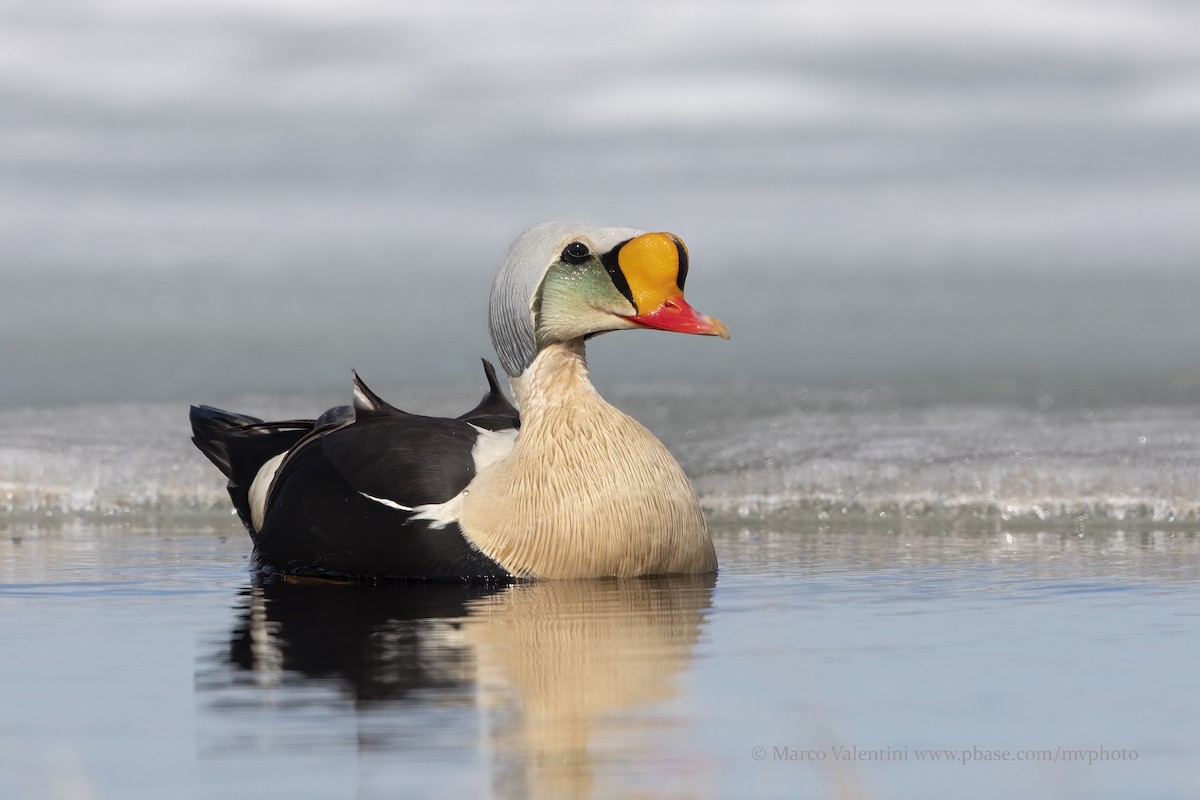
[490,222,730,378]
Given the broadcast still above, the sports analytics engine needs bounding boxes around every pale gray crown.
[489,222,642,378]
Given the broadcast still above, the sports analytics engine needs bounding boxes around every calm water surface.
[2,519,1196,800]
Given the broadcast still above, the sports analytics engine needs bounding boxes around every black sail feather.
[351,370,411,418]
[459,359,520,431]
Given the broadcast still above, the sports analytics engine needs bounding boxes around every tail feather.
[190,405,315,526]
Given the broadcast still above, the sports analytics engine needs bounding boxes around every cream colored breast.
[458,343,717,579]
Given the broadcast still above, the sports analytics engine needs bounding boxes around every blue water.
[1,523,1197,799]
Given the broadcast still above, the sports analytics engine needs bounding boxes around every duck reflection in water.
[211,574,716,799]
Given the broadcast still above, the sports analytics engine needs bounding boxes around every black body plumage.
[224,576,505,700]
[190,361,517,582]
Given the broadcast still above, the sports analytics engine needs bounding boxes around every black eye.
[562,242,590,264]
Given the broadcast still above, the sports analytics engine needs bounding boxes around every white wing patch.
[249,452,287,532]
[359,492,414,512]
[468,425,518,470]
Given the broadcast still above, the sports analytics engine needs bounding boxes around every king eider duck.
[190,223,729,581]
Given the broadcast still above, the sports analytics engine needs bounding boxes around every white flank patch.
[409,425,518,531]
[248,452,287,533]
[359,492,414,512]
[408,496,465,531]
[469,425,518,470]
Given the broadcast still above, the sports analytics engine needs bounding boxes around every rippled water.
[2,520,1197,800]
